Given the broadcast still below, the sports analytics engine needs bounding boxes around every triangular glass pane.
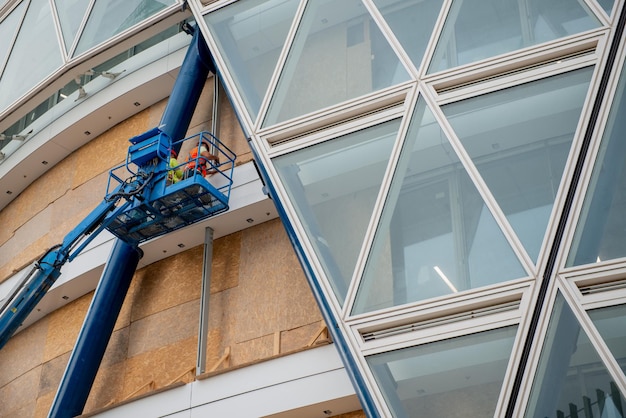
[273,118,401,304]
[353,98,526,315]
[588,304,626,376]
[0,1,27,78]
[428,0,600,73]
[263,0,411,127]
[74,0,175,57]
[53,0,91,54]
[567,58,626,267]
[0,0,63,114]
[597,0,616,17]
[204,0,300,124]
[372,0,444,71]
[524,292,626,418]
[368,326,518,418]
[443,67,594,263]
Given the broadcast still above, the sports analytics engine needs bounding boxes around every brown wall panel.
[42,292,92,363]
[0,73,327,416]
[129,247,203,323]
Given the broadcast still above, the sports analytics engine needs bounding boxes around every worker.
[167,149,183,185]
[184,138,219,179]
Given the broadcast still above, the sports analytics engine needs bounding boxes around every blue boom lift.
[0,27,235,417]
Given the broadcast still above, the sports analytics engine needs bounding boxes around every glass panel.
[0,1,27,78]
[368,326,517,418]
[525,293,626,418]
[567,59,626,266]
[53,0,91,53]
[372,0,444,71]
[74,0,175,56]
[429,0,600,73]
[204,0,300,123]
[597,0,616,17]
[0,0,63,114]
[443,67,593,263]
[263,0,410,127]
[274,118,400,304]
[589,304,626,375]
[353,99,526,314]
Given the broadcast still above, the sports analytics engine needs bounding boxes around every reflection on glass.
[525,293,626,418]
[74,0,175,56]
[372,0,444,71]
[263,0,410,126]
[353,99,526,314]
[589,304,626,375]
[443,67,593,262]
[205,0,300,124]
[0,1,27,78]
[54,0,91,53]
[567,60,626,267]
[597,0,616,16]
[0,0,62,114]
[429,0,599,73]
[368,326,517,418]
[274,119,400,304]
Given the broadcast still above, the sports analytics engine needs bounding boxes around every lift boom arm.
[0,27,235,352]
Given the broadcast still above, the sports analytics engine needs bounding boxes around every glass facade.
[2,0,626,416]
[368,326,518,417]
[197,0,626,416]
[0,0,182,127]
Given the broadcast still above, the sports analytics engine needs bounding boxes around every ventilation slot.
[579,278,626,295]
[361,301,519,342]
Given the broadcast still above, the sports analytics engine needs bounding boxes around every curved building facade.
[1,0,626,417]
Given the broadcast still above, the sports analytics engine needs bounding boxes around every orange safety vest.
[186,147,207,176]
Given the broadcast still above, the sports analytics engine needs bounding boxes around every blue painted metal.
[47,240,142,418]
[0,196,128,349]
[104,131,236,245]
[244,141,381,418]
[160,27,215,155]
[0,25,234,418]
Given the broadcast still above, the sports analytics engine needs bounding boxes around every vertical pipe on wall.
[197,227,214,375]
[48,240,142,418]
[209,74,221,156]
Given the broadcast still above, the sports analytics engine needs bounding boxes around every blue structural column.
[48,240,142,418]
[160,27,215,153]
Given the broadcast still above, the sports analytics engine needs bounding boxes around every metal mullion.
[506,4,626,415]
[253,0,308,135]
[556,6,626,275]
[559,278,626,403]
[421,83,536,276]
[417,0,454,79]
[48,0,68,62]
[67,0,95,59]
[249,123,383,418]
[359,309,520,356]
[353,312,522,418]
[425,28,604,98]
[259,138,346,316]
[435,49,598,106]
[362,0,419,78]
[70,2,182,61]
[419,0,458,78]
[0,0,28,80]
[509,275,564,417]
[341,85,421,320]
[191,2,255,141]
[583,0,613,26]
[266,102,404,159]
